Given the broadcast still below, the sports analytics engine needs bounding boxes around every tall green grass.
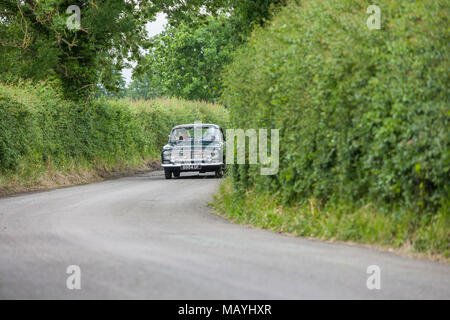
[214,178,449,259]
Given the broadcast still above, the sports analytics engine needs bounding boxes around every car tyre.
[215,167,224,178]
[173,171,180,178]
[164,169,172,179]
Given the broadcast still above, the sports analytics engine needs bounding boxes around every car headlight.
[210,148,222,162]
[163,150,171,159]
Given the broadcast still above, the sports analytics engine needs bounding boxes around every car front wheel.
[214,167,224,178]
[164,169,172,179]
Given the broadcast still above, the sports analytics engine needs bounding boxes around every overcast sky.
[122,13,168,85]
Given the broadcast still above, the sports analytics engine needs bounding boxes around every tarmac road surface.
[0,171,448,299]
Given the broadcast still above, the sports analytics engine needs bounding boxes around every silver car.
[161,124,225,179]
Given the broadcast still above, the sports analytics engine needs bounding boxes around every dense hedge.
[222,0,449,213]
[0,81,228,189]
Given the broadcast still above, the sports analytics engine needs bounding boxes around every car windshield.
[170,126,222,143]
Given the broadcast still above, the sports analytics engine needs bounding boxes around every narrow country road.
[0,171,448,299]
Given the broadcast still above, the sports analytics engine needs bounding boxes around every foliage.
[129,0,289,101]
[149,0,286,31]
[0,81,228,191]
[132,15,235,102]
[222,0,450,215]
[0,0,160,101]
[0,1,287,102]
[126,75,165,100]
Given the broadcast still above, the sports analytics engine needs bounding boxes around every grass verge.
[0,157,160,197]
[213,178,449,263]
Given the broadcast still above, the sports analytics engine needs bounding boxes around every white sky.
[122,12,167,85]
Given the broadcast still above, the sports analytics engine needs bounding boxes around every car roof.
[172,124,220,129]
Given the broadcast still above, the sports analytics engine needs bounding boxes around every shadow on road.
[142,170,222,181]
[176,173,218,180]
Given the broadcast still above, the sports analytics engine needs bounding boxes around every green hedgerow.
[0,81,228,190]
[222,0,449,214]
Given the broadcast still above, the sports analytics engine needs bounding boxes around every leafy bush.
[222,0,449,214]
[0,81,228,191]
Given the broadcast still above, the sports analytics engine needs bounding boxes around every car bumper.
[161,163,224,171]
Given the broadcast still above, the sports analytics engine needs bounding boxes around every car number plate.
[181,165,200,170]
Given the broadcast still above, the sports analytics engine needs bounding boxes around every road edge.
[0,159,161,199]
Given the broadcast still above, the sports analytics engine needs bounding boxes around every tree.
[132,16,235,102]
[149,0,287,30]
[126,72,165,100]
[0,0,287,101]
[0,0,158,101]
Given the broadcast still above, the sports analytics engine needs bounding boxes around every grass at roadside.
[213,178,449,262]
[0,156,160,196]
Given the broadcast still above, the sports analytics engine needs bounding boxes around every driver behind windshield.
[172,128,191,142]
[202,127,219,141]
[171,126,220,143]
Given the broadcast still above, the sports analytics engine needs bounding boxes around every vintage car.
[161,124,225,179]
